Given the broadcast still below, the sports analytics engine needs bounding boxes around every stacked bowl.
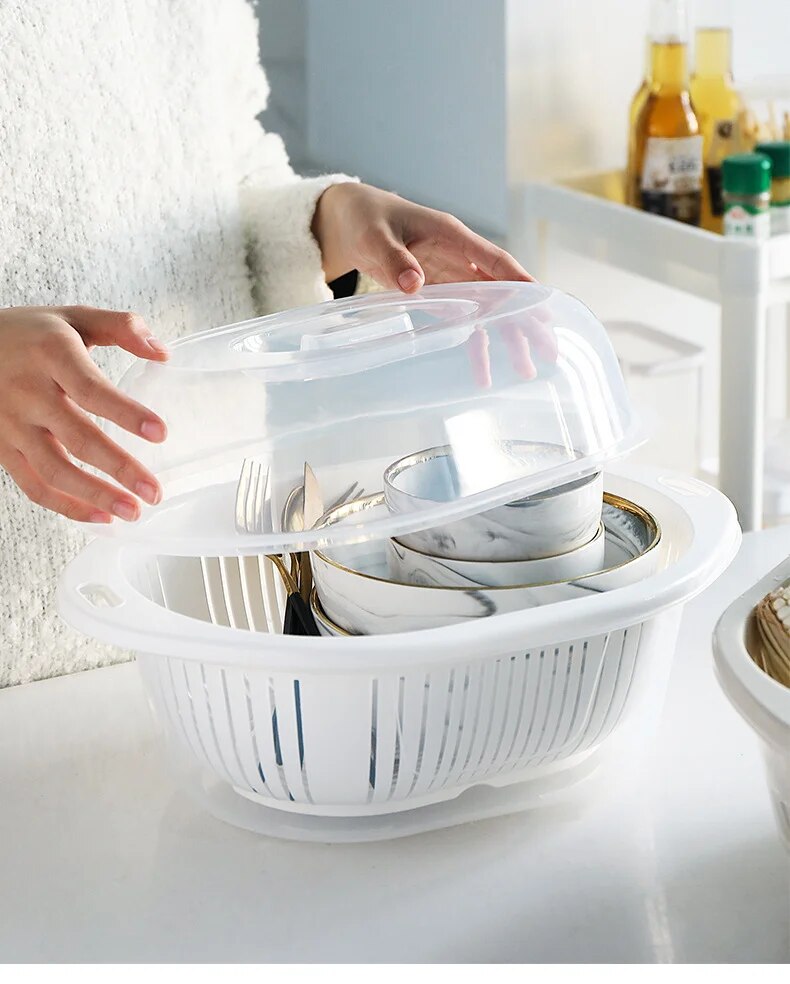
[310,442,662,637]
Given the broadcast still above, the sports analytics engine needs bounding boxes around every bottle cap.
[754,142,790,180]
[722,153,772,196]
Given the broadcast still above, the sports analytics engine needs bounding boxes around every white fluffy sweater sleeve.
[0,0,356,686]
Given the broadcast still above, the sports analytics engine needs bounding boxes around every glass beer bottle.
[633,0,703,225]
[690,0,741,232]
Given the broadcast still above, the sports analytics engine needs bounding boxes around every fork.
[234,459,365,632]
[330,481,365,515]
[236,459,365,538]
[234,459,286,631]
[234,458,271,534]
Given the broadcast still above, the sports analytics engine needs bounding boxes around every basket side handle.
[57,540,217,653]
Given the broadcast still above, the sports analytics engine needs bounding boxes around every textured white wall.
[506,0,648,183]
[730,0,789,80]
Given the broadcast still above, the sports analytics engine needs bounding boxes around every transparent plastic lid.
[95,282,640,555]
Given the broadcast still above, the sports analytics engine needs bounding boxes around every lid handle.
[299,312,414,351]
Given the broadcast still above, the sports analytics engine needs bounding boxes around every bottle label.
[641,136,703,224]
[724,203,770,240]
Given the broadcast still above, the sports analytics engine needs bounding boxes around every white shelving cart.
[511,172,790,532]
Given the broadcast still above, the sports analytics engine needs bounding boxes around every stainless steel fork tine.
[328,480,364,514]
[264,466,272,533]
[260,464,271,533]
[247,461,258,532]
[246,460,259,532]
[339,482,364,508]
[235,458,272,533]
[233,459,284,631]
[235,458,252,532]
[328,481,357,513]
[253,462,268,533]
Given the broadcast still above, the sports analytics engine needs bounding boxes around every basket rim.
[58,465,741,674]
[713,558,790,733]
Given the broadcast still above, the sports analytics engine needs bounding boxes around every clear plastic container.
[56,282,741,840]
[89,283,640,555]
[58,466,740,840]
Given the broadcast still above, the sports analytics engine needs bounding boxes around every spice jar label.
[641,136,703,224]
[724,203,770,240]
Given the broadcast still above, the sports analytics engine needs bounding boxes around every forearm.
[241,174,358,314]
[311,182,361,284]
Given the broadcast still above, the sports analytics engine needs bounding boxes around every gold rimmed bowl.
[388,520,606,588]
[311,492,661,635]
[310,589,352,638]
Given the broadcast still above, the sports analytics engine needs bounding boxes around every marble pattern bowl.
[388,517,607,589]
[383,443,604,562]
[310,590,350,637]
[311,492,661,635]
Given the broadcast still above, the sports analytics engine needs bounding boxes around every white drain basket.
[714,558,790,852]
[59,468,739,841]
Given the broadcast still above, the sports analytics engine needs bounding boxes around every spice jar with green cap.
[722,153,772,240]
[754,141,790,236]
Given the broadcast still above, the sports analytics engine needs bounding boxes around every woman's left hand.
[312,182,533,292]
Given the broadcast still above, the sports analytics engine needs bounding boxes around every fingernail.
[140,420,166,442]
[135,480,160,505]
[89,511,113,524]
[397,270,422,292]
[113,500,138,522]
[146,336,169,356]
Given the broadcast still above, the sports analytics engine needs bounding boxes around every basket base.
[229,748,598,818]
[183,744,624,842]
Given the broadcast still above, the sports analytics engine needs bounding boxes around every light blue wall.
[256,0,309,170]
[305,0,508,236]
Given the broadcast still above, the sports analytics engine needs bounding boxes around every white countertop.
[1,530,789,963]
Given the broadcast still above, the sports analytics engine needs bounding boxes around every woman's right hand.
[0,306,169,523]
